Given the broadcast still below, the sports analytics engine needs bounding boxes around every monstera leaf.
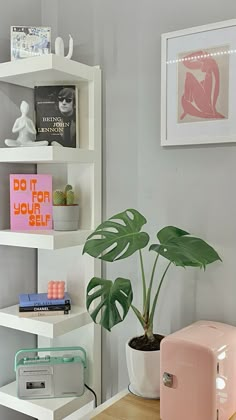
[150,226,221,268]
[83,209,149,262]
[86,277,133,331]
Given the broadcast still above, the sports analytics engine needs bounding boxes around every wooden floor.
[91,392,236,420]
[92,393,160,419]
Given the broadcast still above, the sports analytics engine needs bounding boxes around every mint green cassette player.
[15,346,86,399]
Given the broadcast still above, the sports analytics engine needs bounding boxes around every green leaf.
[83,208,149,261]
[157,226,189,243]
[150,226,221,268]
[86,277,133,331]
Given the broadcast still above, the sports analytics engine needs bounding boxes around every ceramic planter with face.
[53,204,79,231]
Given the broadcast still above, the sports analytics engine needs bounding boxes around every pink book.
[10,174,52,230]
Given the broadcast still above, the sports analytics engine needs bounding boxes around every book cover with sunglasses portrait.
[34,85,79,147]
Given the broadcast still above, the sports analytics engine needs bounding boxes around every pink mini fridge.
[160,320,236,420]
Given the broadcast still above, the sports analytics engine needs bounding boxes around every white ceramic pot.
[126,340,160,399]
[53,204,79,231]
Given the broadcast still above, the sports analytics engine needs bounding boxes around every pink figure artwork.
[180,50,226,121]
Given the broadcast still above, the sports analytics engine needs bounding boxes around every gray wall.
[51,0,236,402]
[0,1,41,419]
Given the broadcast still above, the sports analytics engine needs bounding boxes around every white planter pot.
[126,340,160,399]
[53,205,79,231]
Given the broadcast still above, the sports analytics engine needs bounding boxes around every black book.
[19,310,70,317]
[19,303,71,312]
[34,85,79,147]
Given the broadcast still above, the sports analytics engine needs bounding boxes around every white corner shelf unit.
[0,229,92,250]
[0,54,101,420]
[0,381,94,420]
[0,304,91,338]
[0,146,95,163]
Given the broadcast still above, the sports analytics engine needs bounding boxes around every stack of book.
[18,292,71,318]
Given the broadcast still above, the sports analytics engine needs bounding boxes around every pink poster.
[178,45,229,123]
[10,174,52,230]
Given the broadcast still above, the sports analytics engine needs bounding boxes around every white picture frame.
[161,19,236,146]
[11,26,51,61]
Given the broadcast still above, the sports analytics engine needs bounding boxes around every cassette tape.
[15,346,86,399]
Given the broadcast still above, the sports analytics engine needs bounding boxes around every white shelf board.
[0,147,95,164]
[88,389,129,419]
[0,305,91,338]
[0,54,100,88]
[0,229,92,250]
[0,381,93,420]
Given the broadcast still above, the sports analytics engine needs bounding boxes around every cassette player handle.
[14,346,87,371]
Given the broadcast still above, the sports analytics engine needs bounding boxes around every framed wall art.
[161,19,236,146]
[11,26,51,61]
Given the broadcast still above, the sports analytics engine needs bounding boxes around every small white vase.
[126,340,160,399]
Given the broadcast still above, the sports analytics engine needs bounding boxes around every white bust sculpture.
[5,101,48,147]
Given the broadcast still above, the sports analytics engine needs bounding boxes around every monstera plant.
[83,208,221,351]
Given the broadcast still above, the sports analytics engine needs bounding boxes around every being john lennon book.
[10,174,52,230]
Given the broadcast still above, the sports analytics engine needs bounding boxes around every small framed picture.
[11,26,51,61]
[161,19,236,146]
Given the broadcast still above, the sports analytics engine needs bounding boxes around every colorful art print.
[11,26,51,60]
[35,85,79,148]
[177,45,229,124]
[161,20,236,146]
[10,174,52,230]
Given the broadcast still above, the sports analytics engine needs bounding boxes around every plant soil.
[129,334,164,351]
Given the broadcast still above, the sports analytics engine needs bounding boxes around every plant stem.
[139,250,146,311]
[143,253,159,318]
[149,261,172,326]
[131,304,145,329]
[145,327,155,341]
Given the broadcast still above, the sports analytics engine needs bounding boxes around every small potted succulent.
[52,184,79,231]
[82,208,221,398]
